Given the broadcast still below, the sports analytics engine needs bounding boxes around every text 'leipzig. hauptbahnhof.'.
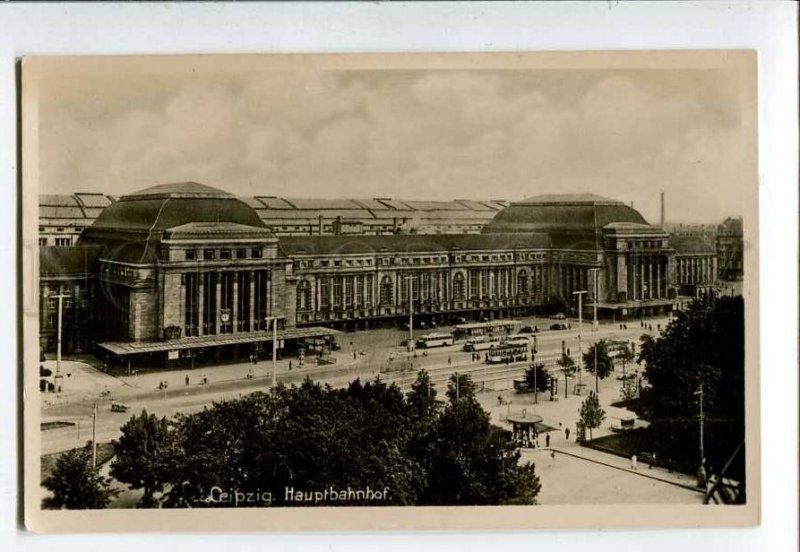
[38,182,738,366]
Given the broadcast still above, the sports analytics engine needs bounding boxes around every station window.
[236,248,247,259]
[55,237,71,247]
[251,248,263,259]
[185,249,197,261]
[220,249,231,260]
[203,249,215,260]
[38,237,47,247]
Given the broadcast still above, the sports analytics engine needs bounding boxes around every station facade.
[38,183,718,362]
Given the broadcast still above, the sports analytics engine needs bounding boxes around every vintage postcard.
[21,51,759,532]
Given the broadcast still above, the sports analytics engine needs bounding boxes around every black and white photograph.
[22,50,759,531]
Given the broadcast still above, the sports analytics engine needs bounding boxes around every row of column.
[628,256,667,301]
[182,270,271,337]
[677,256,714,285]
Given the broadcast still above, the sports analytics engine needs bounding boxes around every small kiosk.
[507,409,544,447]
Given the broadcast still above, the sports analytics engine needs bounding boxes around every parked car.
[551,313,566,320]
[111,402,130,413]
[549,323,567,331]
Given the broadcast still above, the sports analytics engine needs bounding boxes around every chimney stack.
[660,192,665,228]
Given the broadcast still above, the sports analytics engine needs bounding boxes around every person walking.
[447,356,452,365]
[631,454,638,470]
[185,375,189,386]
[289,360,292,371]
[565,427,570,441]
[545,433,550,447]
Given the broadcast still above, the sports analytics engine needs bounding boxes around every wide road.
[40,314,670,455]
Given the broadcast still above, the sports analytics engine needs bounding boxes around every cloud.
[38,66,751,223]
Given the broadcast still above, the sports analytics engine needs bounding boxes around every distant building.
[38,183,718,364]
[716,217,744,281]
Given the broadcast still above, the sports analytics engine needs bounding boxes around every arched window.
[517,270,528,297]
[296,279,312,312]
[452,272,465,300]
[380,276,394,305]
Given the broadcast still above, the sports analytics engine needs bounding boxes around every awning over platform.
[97,326,341,356]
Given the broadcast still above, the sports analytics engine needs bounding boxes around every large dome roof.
[84,182,266,234]
[482,193,651,248]
[79,182,270,264]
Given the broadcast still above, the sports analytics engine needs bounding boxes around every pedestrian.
[631,454,638,470]
[353,351,357,360]
[289,360,292,371]
[565,427,570,440]
[185,375,189,386]
[550,449,556,460]
[545,433,550,447]
[448,356,452,365]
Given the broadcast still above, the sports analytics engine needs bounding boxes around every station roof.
[278,233,551,256]
[39,245,102,277]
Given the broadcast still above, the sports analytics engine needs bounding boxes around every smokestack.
[630,201,634,209]
[660,192,665,228]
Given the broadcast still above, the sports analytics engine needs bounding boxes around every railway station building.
[37,182,718,364]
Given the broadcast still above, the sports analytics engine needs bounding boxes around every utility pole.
[589,268,600,331]
[594,344,599,394]
[91,402,97,469]
[696,382,706,487]
[264,317,278,387]
[51,291,71,393]
[404,275,417,352]
[572,290,587,389]
[533,363,538,407]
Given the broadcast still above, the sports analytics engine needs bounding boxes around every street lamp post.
[572,290,587,388]
[264,316,278,387]
[403,275,417,352]
[588,268,600,331]
[50,291,71,393]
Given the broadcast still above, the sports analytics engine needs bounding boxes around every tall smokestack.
[630,201,634,209]
[660,192,665,228]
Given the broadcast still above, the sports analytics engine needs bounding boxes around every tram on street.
[416,332,455,348]
[485,342,529,364]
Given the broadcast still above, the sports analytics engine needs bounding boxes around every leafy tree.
[42,443,118,509]
[110,409,171,508]
[417,396,541,505]
[524,363,549,394]
[578,391,606,440]
[620,377,638,401]
[617,343,636,378]
[445,372,477,404]
[407,370,440,421]
[636,296,745,478]
[583,340,613,380]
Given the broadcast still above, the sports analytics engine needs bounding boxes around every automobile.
[110,402,130,413]
[549,323,567,331]
[552,313,566,320]
[518,325,538,335]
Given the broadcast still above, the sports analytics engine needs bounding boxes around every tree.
[407,370,440,421]
[417,396,541,505]
[110,409,171,508]
[578,391,606,440]
[636,296,745,479]
[42,443,117,509]
[445,372,477,404]
[617,343,636,379]
[523,363,549,394]
[583,340,613,380]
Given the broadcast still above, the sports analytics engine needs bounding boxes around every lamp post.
[403,275,417,352]
[695,382,706,486]
[588,268,600,331]
[50,290,71,393]
[264,316,278,387]
[572,290,587,388]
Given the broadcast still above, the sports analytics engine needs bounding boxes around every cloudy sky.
[35,57,754,224]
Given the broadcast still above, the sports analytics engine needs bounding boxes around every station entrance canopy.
[97,326,341,356]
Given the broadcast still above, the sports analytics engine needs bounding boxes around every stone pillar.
[631,257,637,301]
[648,259,653,299]
[198,273,205,336]
[248,271,255,331]
[655,260,661,299]
[215,273,222,334]
[232,275,239,333]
